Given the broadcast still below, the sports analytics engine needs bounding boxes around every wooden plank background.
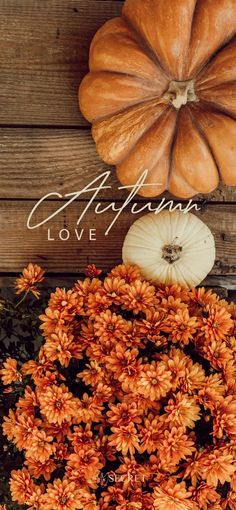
[0,0,235,298]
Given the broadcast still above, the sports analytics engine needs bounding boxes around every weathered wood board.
[0,0,122,126]
[0,201,235,274]
[0,128,236,202]
[0,0,235,287]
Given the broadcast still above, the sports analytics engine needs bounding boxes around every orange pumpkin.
[79,0,236,199]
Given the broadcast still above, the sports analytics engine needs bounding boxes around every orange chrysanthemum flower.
[201,305,233,341]
[25,429,55,462]
[43,478,82,510]
[164,309,198,345]
[109,264,142,283]
[158,427,196,469]
[25,485,45,510]
[201,448,236,487]
[67,448,103,480]
[164,392,201,429]
[109,423,139,455]
[107,402,142,427]
[103,276,127,305]
[213,395,236,439]
[84,264,102,278]
[44,329,79,367]
[0,358,22,385]
[139,415,163,454]
[38,384,78,425]
[10,468,34,505]
[192,483,220,510]
[3,263,236,509]
[153,479,197,510]
[49,287,83,317]
[25,457,56,481]
[15,263,45,298]
[123,280,156,314]
[137,361,172,401]
[94,310,128,342]
[13,414,42,450]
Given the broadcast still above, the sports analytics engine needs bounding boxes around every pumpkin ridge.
[115,105,170,169]
[92,96,169,127]
[121,11,172,81]
[186,0,236,78]
[167,109,182,190]
[192,100,236,123]
[92,100,169,167]
[196,38,236,90]
[116,106,177,196]
[79,71,166,124]
[190,104,236,186]
[193,33,236,80]
[184,0,199,79]
[197,85,236,120]
[185,106,221,190]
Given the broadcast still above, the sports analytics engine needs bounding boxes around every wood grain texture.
[0,200,235,274]
[0,0,122,127]
[1,128,236,202]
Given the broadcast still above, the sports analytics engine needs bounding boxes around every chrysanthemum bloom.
[103,276,127,305]
[25,429,55,463]
[84,264,102,278]
[191,483,220,510]
[25,457,56,481]
[137,361,172,401]
[38,384,78,425]
[2,409,18,441]
[43,478,82,510]
[213,395,236,439]
[3,263,236,509]
[67,448,103,480]
[116,457,148,490]
[200,447,236,487]
[157,427,196,469]
[163,392,201,429]
[105,345,142,391]
[109,264,142,283]
[16,386,38,416]
[44,329,79,367]
[123,280,156,314]
[0,358,22,385]
[10,468,34,505]
[139,415,164,454]
[78,361,105,387]
[109,423,139,455]
[107,402,142,427]
[13,414,42,450]
[137,309,166,346]
[25,485,45,510]
[75,393,104,423]
[41,316,72,345]
[95,310,129,343]
[15,263,45,298]
[49,287,83,317]
[153,479,197,510]
[164,309,198,345]
[201,305,233,341]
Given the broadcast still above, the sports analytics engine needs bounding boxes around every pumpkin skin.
[79,0,236,199]
[122,211,216,288]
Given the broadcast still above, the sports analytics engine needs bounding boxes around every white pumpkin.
[122,211,215,288]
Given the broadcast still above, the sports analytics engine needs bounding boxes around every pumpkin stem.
[162,244,182,264]
[163,79,198,109]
